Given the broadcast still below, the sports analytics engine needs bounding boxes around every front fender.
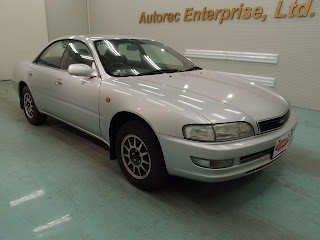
[98,78,210,143]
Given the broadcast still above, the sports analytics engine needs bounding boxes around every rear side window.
[61,41,94,70]
[37,41,68,69]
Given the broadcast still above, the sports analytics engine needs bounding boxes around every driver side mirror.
[68,64,96,77]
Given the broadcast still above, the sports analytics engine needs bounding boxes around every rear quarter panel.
[12,61,32,96]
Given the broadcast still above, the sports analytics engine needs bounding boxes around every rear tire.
[115,120,169,190]
[21,86,47,125]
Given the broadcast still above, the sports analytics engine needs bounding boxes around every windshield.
[94,39,200,77]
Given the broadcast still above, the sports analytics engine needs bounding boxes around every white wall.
[44,0,89,41]
[88,0,320,111]
[0,0,48,80]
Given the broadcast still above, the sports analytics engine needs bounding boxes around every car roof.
[54,35,153,43]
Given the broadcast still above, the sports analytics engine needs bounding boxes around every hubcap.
[121,134,151,180]
[24,93,34,118]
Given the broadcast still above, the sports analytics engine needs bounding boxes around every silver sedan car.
[12,35,298,190]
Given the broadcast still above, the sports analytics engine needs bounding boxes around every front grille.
[258,110,290,134]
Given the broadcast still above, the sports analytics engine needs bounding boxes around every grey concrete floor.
[0,80,319,240]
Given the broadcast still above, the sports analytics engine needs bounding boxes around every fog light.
[191,156,234,169]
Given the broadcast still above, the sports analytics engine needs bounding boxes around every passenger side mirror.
[68,64,94,77]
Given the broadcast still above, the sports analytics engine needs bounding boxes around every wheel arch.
[108,111,161,160]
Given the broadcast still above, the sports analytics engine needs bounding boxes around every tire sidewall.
[21,86,43,125]
[115,121,168,190]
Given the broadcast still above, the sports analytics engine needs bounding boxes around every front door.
[49,40,101,136]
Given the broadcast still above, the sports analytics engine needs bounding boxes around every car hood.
[117,70,289,123]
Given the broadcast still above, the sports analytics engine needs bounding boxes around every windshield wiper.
[162,69,181,73]
[181,66,203,72]
[137,67,201,76]
[138,69,180,76]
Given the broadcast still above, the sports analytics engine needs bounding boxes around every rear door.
[28,40,69,112]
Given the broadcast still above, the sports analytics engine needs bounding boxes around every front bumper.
[157,111,298,182]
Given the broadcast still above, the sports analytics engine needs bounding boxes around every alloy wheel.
[121,134,151,179]
[24,93,34,118]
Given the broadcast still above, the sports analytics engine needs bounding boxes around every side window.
[61,41,94,70]
[37,41,68,69]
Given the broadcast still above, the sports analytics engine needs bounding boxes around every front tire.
[115,120,169,190]
[21,86,47,125]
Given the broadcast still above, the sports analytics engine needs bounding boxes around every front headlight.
[183,125,215,142]
[183,122,254,142]
[213,122,254,141]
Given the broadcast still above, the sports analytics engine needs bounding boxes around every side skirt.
[39,110,110,147]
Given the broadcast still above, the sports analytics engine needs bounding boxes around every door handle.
[55,79,63,86]
[27,71,32,77]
